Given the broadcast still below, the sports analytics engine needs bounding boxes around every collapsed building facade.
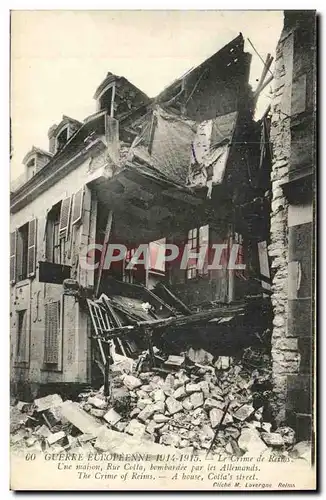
[10,21,315,451]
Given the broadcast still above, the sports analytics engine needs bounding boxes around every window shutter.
[44,301,61,365]
[72,188,84,226]
[59,197,72,238]
[16,230,23,282]
[27,218,37,277]
[10,231,16,283]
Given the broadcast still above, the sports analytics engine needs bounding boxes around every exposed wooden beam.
[95,210,113,297]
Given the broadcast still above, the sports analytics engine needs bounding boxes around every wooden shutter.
[59,197,72,238]
[44,301,61,366]
[10,231,16,283]
[72,188,84,226]
[27,218,37,277]
[15,229,23,282]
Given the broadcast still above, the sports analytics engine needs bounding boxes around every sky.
[10,10,284,181]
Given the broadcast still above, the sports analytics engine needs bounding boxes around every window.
[234,232,245,278]
[71,188,84,226]
[43,300,62,370]
[16,224,29,282]
[26,158,36,180]
[149,239,166,274]
[124,248,136,283]
[16,309,28,363]
[186,224,209,280]
[59,197,72,238]
[56,127,68,152]
[99,85,115,115]
[11,219,37,283]
[46,202,65,264]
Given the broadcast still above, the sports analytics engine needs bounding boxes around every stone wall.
[269,24,296,423]
[269,11,316,433]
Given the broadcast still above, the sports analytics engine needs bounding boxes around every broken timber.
[94,210,113,297]
[155,282,192,315]
[94,304,244,342]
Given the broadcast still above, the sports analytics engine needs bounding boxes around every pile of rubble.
[10,347,311,463]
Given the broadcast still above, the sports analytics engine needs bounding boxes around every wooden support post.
[104,361,109,397]
[95,210,113,297]
[103,343,111,397]
[145,327,155,369]
[228,226,235,303]
[206,400,231,457]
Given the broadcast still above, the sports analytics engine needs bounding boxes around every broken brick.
[261,432,285,447]
[137,398,153,410]
[233,404,255,422]
[185,383,202,394]
[122,375,142,390]
[153,414,169,424]
[87,396,107,410]
[137,405,156,422]
[47,431,67,446]
[160,432,180,447]
[60,401,103,436]
[238,427,268,455]
[34,394,63,412]
[173,386,187,400]
[182,398,193,411]
[125,419,146,437]
[103,408,122,426]
[204,398,224,410]
[90,408,106,418]
[152,389,165,402]
[165,397,183,415]
[190,391,204,409]
[209,408,224,428]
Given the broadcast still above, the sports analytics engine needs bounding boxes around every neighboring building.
[269,10,316,440]
[10,74,151,397]
[10,34,273,398]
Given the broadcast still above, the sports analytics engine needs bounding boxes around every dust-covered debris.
[10,346,309,460]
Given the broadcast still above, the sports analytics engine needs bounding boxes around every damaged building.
[268,10,316,441]
[10,25,315,458]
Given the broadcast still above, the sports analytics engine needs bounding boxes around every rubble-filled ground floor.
[10,341,312,465]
